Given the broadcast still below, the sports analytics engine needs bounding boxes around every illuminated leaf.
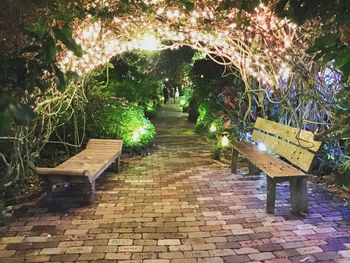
[53,24,83,57]
[43,36,57,63]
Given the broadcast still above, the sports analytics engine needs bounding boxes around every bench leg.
[248,162,260,175]
[231,148,238,174]
[116,157,120,173]
[110,157,121,173]
[290,177,308,215]
[88,181,96,204]
[266,176,277,214]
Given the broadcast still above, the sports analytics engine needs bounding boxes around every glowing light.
[257,142,267,151]
[132,131,140,142]
[180,99,186,106]
[209,124,217,133]
[221,135,230,147]
[57,1,303,92]
[139,127,147,135]
[139,33,161,51]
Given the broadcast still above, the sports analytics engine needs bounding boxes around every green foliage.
[53,24,83,57]
[22,17,48,39]
[85,62,158,149]
[86,96,155,148]
[336,156,350,186]
[0,16,83,133]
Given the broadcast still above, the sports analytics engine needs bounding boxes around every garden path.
[1,103,350,263]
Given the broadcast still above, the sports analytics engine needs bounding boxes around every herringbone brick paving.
[1,104,350,262]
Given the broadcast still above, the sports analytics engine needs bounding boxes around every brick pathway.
[1,104,350,263]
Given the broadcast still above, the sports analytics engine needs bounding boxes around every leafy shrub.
[86,95,155,148]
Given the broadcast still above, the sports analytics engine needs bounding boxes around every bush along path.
[1,103,350,262]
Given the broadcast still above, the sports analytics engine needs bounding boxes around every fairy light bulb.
[221,135,230,147]
[209,124,217,133]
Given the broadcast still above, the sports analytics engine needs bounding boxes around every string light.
[257,142,267,151]
[57,1,303,92]
[209,124,217,133]
[221,135,230,147]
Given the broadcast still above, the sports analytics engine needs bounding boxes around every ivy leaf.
[0,108,12,135]
[54,65,65,90]
[8,103,35,125]
[35,79,50,91]
[314,33,339,49]
[53,24,83,57]
[22,17,47,40]
[43,36,57,63]
[322,51,336,63]
[179,0,195,11]
[340,61,350,81]
[335,47,350,68]
[341,126,350,140]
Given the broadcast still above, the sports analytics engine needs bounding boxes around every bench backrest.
[251,117,322,172]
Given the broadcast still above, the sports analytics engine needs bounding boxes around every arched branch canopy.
[57,0,318,93]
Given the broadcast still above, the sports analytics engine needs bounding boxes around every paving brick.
[105,252,132,260]
[2,104,350,263]
[198,257,224,263]
[248,252,275,261]
[0,250,16,257]
[143,245,167,252]
[143,260,170,263]
[184,250,210,258]
[119,246,143,252]
[223,255,250,263]
[296,246,323,255]
[108,239,133,245]
[6,242,32,250]
[169,245,192,251]
[171,259,196,263]
[66,246,93,254]
[158,239,181,246]
[339,250,350,257]
[39,247,67,255]
[159,252,184,259]
[235,247,259,254]
[58,240,84,247]
[77,252,105,261]
[209,248,235,256]
[192,244,216,250]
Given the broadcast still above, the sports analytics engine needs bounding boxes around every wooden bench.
[35,139,123,203]
[231,117,322,214]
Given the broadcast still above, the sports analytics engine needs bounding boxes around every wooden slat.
[36,139,123,180]
[254,117,322,152]
[251,130,315,172]
[35,167,87,176]
[232,141,306,178]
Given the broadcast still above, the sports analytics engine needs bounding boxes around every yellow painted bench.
[231,117,322,214]
[35,139,123,203]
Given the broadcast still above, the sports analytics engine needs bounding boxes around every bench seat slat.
[232,141,306,178]
[35,167,87,176]
[35,139,122,178]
